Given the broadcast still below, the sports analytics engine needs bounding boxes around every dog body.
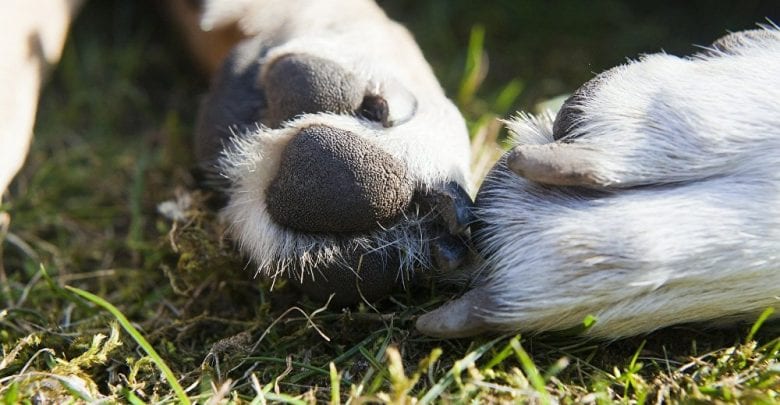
[418,28,780,338]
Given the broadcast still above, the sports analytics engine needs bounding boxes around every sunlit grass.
[65,285,190,404]
[1,1,778,403]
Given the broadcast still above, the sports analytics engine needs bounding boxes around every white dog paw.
[418,27,780,338]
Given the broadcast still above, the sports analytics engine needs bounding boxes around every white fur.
[542,35,780,187]
[220,114,462,281]
[208,1,471,283]
[419,27,780,338]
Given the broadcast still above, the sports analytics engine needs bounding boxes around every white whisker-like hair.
[217,113,445,284]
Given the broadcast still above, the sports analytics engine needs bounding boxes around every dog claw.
[430,232,468,272]
[506,144,601,187]
[416,288,492,338]
[416,181,474,235]
[411,181,474,272]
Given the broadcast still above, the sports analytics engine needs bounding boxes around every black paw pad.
[266,125,413,234]
[264,54,364,127]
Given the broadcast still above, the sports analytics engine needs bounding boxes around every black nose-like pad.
[263,54,364,127]
[266,125,414,234]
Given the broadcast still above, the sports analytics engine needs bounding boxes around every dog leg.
[0,0,83,197]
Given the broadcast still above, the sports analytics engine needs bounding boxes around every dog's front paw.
[264,124,414,234]
[195,31,472,306]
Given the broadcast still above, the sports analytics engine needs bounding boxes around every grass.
[2,0,779,403]
[65,285,190,404]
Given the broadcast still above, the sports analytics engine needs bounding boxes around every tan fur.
[0,0,83,196]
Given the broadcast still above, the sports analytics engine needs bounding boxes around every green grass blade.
[418,337,501,404]
[329,362,340,405]
[747,307,776,342]
[511,337,551,404]
[263,392,307,405]
[65,286,191,405]
[492,79,524,116]
[124,389,147,405]
[457,24,486,108]
[2,382,19,405]
[482,337,515,371]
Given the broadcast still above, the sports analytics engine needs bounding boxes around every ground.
[1,0,779,403]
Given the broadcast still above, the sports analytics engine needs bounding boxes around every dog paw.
[195,31,472,305]
[417,27,780,338]
[506,28,780,189]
